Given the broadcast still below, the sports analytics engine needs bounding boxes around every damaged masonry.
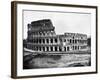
[24,19,88,53]
[23,19,91,69]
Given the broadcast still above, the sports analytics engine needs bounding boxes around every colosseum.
[24,19,88,54]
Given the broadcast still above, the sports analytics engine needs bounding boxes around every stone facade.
[25,19,87,53]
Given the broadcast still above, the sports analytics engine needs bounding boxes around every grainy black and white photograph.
[23,10,91,69]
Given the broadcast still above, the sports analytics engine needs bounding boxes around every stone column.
[53,46,55,52]
[45,38,46,44]
[66,46,67,51]
[45,46,47,52]
[49,38,50,44]
[57,46,59,51]
[62,47,64,51]
[39,46,41,51]
[41,38,42,44]
[57,37,59,44]
[53,38,55,44]
[48,46,50,51]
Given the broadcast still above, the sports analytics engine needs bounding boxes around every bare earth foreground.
[23,50,91,69]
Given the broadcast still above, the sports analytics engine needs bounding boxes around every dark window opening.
[70,39,72,43]
[51,39,53,43]
[59,47,62,51]
[73,46,74,50]
[39,39,41,43]
[37,39,39,43]
[64,39,66,42]
[81,37,83,39]
[75,46,77,50]
[55,46,57,51]
[55,38,57,43]
[67,47,69,51]
[51,47,53,51]
[73,40,74,44]
[75,40,77,43]
[64,47,66,51]
[43,39,45,43]
[43,47,45,51]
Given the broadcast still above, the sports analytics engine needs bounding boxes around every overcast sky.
[23,10,91,39]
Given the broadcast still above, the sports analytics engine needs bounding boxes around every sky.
[23,10,91,39]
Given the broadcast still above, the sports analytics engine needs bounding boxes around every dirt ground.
[23,52,91,69]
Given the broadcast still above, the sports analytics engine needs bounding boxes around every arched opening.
[51,38,53,43]
[70,39,72,43]
[73,46,74,50]
[46,39,49,43]
[75,39,77,43]
[64,47,66,51]
[55,46,57,51]
[39,47,41,51]
[55,38,58,43]
[75,46,77,50]
[59,47,62,51]
[43,39,45,43]
[64,39,66,42]
[67,47,69,51]
[73,40,74,44]
[39,39,41,44]
[51,47,53,51]
[43,47,45,51]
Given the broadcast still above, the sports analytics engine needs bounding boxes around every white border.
[17,3,96,76]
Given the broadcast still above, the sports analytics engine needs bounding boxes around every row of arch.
[28,30,55,36]
[32,45,87,52]
[28,38,87,45]
[33,46,70,52]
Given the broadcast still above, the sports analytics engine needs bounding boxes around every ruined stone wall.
[25,19,88,52]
